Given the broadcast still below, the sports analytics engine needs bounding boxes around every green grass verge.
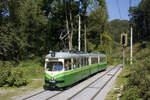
[17,59,44,79]
[0,79,44,100]
[105,65,129,100]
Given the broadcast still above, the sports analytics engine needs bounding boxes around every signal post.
[121,33,127,68]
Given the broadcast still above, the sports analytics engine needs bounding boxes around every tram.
[44,50,107,88]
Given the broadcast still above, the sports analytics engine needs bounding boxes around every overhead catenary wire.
[116,0,122,19]
[129,0,132,7]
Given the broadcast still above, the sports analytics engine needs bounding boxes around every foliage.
[0,62,11,86]
[17,59,44,79]
[120,43,150,100]
[0,0,113,87]
[7,67,28,87]
[121,86,142,100]
[87,0,112,62]
[129,0,150,42]
[0,23,28,62]
[0,0,46,62]
[0,61,28,87]
[0,0,111,62]
[124,0,150,98]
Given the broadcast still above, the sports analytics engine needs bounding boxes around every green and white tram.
[44,50,107,88]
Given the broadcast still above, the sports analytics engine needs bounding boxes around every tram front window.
[46,62,63,71]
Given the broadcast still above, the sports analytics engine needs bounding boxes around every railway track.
[45,91,64,100]
[20,65,122,100]
[91,66,121,100]
[22,90,63,100]
[67,65,121,100]
[22,90,46,100]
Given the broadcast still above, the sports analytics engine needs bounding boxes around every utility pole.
[84,24,87,53]
[78,15,81,51]
[130,26,133,65]
[123,47,125,68]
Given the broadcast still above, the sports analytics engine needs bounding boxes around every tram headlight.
[51,77,54,81]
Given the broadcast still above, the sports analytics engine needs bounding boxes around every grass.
[0,79,44,100]
[105,65,129,100]
[105,43,135,100]
[17,58,45,79]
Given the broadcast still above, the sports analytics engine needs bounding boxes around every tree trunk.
[69,11,73,50]
[64,0,70,50]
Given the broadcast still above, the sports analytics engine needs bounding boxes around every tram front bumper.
[45,80,65,88]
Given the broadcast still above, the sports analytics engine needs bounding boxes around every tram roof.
[46,51,106,59]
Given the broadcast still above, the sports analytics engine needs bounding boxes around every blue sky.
[106,0,141,21]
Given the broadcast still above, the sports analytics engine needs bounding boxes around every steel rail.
[45,91,64,100]
[23,90,64,100]
[67,66,117,100]
[22,90,46,100]
[91,66,121,100]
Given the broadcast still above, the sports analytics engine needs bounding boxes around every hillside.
[107,19,129,43]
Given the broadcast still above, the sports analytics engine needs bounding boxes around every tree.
[0,0,47,62]
[80,0,89,52]
[0,0,9,25]
[129,0,150,42]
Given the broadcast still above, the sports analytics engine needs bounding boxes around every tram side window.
[84,58,86,66]
[84,58,88,66]
[65,59,71,70]
[75,58,81,68]
[100,57,106,62]
[73,58,76,69]
[81,58,84,67]
[91,57,98,64]
[86,58,89,66]
[79,58,82,67]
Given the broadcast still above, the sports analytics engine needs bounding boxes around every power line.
[129,0,132,7]
[129,0,132,19]
[116,0,122,19]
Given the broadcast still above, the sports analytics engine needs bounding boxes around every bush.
[0,61,12,86]
[121,47,150,100]
[7,68,28,87]
[0,61,28,87]
[121,86,142,100]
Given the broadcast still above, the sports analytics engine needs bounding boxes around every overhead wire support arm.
[59,31,70,49]
[59,31,69,40]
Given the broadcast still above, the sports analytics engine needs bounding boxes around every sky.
[106,0,141,21]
